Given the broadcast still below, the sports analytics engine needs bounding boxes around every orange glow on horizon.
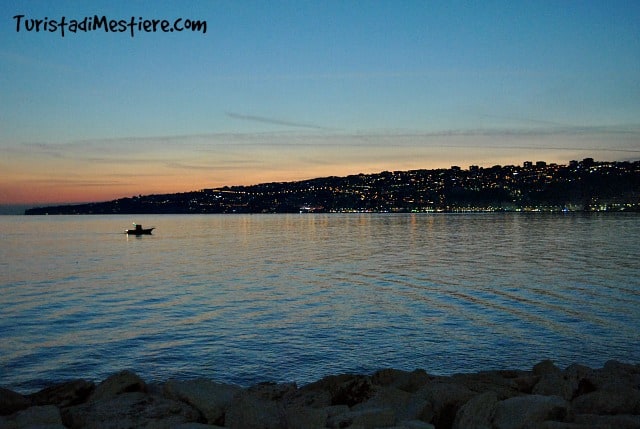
[2,131,635,206]
[2,151,596,206]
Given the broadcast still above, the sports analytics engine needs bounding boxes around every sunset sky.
[1,0,639,206]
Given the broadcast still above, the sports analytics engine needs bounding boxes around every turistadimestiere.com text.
[13,14,207,38]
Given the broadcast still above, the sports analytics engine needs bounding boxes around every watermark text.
[13,14,207,37]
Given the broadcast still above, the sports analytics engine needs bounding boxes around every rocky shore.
[1,360,639,429]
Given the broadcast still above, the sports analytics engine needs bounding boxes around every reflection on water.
[1,213,639,393]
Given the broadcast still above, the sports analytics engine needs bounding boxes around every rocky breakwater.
[1,360,639,429]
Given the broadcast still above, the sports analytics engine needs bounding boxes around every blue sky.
[1,1,639,204]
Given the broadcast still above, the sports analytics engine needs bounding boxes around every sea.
[1,213,639,394]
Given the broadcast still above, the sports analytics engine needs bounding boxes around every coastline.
[2,360,639,429]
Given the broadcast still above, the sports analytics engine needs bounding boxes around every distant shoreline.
[0,205,34,215]
[22,158,640,215]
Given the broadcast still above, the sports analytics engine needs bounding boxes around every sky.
[1,0,639,205]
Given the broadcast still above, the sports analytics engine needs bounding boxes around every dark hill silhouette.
[25,159,640,214]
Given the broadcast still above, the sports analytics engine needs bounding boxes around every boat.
[125,223,155,235]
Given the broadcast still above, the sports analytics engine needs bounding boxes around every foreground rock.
[1,360,639,429]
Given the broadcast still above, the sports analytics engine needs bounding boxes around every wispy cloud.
[225,111,336,131]
[4,123,638,204]
[22,178,134,187]
[5,123,640,166]
[164,160,260,171]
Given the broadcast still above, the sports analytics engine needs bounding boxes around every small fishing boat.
[125,223,155,235]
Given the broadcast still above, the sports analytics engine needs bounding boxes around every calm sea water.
[1,213,639,393]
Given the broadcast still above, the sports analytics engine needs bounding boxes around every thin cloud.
[225,111,335,131]
[7,124,640,161]
[23,178,133,187]
[164,161,259,171]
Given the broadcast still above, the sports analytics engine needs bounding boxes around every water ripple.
[1,213,639,393]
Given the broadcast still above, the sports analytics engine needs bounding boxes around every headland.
[24,158,640,215]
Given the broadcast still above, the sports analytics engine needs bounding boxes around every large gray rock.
[603,360,640,376]
[327,406,396,429]
[574,413,640,429]
[224,390,282,429]
[0,404,64,429]
[532,422,609,429]
[225,383,296,429]
[414,381,476,428]
[451,370,533,399]
[303,374,375,407]
[567,360,640,395]
[371,368,431,393]
[452,390,498,429]
[283,405,328,429]
[492,394,568,429]
[352,385,413,421]
[562,364,597,398]
[533,360,562,377]
[571,388,640,415]
[89,370,146,402]
[163,378,242,425]
[600,360,640,391]
[246,381,297,401]
[28,379,95,407]
[173,424,226,429]
[398,421,435,429]
[62,391,201,429]
[285,383,332,409]
[0,387,30,416]
[530,361,574,399]
[532,372,574,400]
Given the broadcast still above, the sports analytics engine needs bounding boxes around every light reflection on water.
[1,213,639,393]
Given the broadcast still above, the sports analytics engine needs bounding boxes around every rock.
[452,390,498,429]
[398,421,435,429]
[163,378,242,425]
[0,404,64,429]
[567,360,640,395]
[603,359,640,376]
[601,360,640,390]
[283,405,328,429]
[224,389,283,429]
[303,374,375,407]
[452,370,531,399]
[352,385,412,420]
[492,394,568,429]
[562,364,597,398]
[62,391,201,429]
[325,404,350,417]
[532,372,574,400]
[533,422,609,429]
[371,369,431,393]
[5,361,640,429]
[533,360,562,376]
[327,407,396,429]
[511,375,540,394]
[571,388,640,415]
[286,382,332,409]
[415,381,476,428]
[28,379,95,407]
[89,370,146,402]
[0,387,30,416]
[574,413,640,429]
[246,381,297,401]
[351,407,397,428]
[173,424,226,429]
[334,375,375,407]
